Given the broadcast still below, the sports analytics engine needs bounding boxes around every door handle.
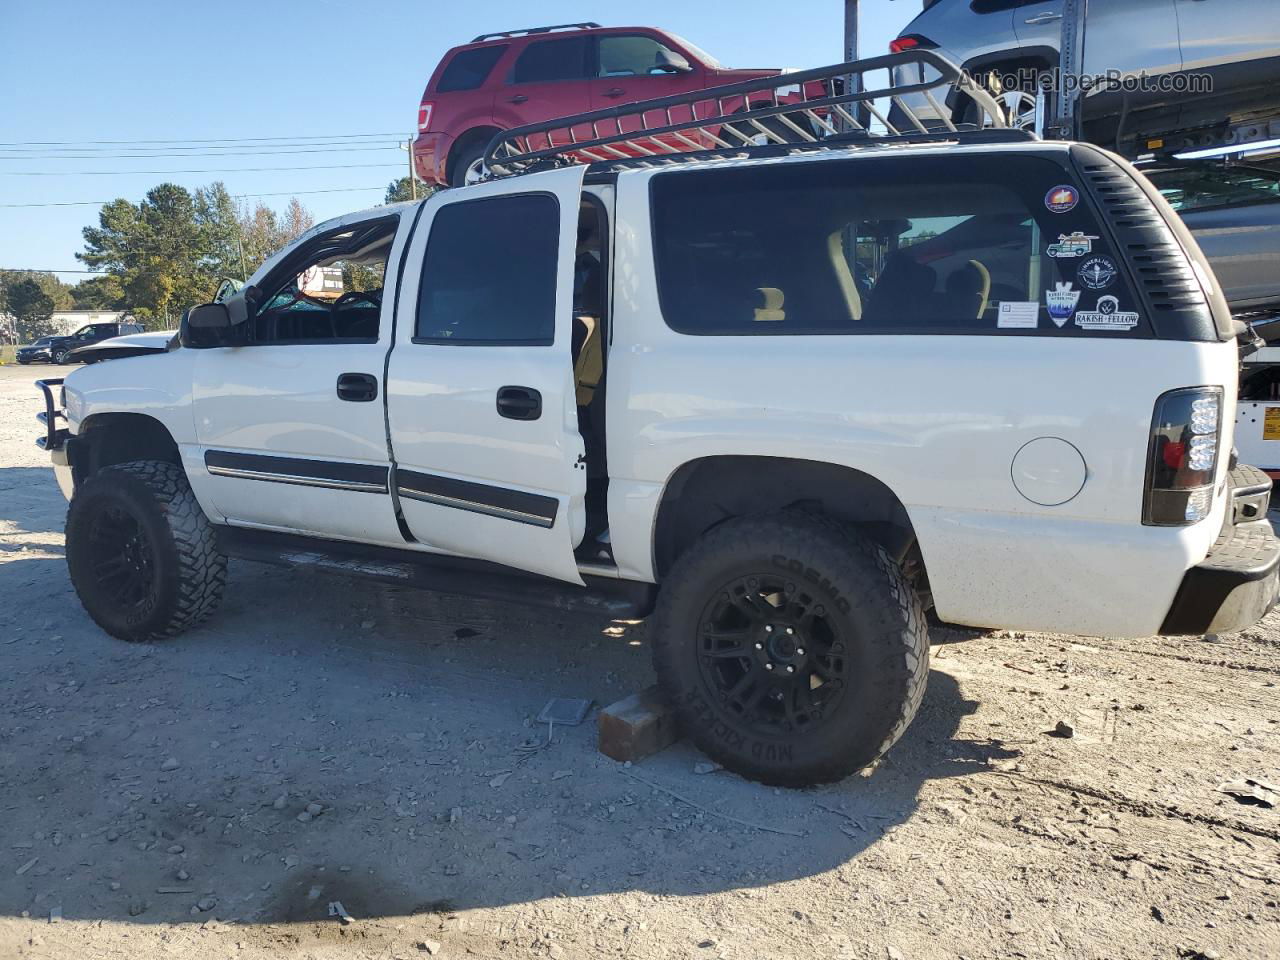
[507,94,529,104]
[603,87,626,98]
[1024,12,1063,23]
[336,372,378,403]
[496,385,542,421]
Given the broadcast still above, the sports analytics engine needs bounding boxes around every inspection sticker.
[1045,185,1079,214]
[997,301,1039,329]
[1045,282,1081,328]
[1074,295,1139,331]
[1264,408,1280,441]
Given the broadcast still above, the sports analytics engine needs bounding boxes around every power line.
[0,162,403,176]
[0,185,392,208]
[0,132,408,146]
[0,146,402,161]
[0,143,401,157]
[1,268,102,274]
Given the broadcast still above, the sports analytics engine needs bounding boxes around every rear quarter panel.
[606,163,1238,639]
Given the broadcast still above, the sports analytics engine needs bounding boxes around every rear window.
[651,155,1151,338]
[436,45,507,93]
[510,36,592,84]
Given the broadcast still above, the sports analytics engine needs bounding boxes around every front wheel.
[651,513,928,786]
[66,460,226,641]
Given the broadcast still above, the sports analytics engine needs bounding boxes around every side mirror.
[653,51,693,75]
[181,301,245,349]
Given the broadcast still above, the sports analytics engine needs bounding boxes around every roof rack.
[483,50,1032,180]
[471,22,601,43]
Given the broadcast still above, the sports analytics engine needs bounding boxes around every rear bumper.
[1160,465,1280,635]
[413,132,453,186]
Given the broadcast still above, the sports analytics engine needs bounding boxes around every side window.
[651,156,1149,337]
[415,194,559,345]
[510,36,591,84]
[436,45,507,93]
[249,219,396,345]
[598,35,682,77]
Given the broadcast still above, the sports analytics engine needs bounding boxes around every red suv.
[415,22,802,187]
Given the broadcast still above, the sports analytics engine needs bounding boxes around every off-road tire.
[651,512,928,786]
[66,460,226,642]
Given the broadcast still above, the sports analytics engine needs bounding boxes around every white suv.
[35,62,1279,786]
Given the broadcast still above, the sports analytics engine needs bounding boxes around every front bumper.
[1160,464,1280,634]
[16,350,49,363]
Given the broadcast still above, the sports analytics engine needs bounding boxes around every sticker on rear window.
[1045,283,1081,327]
[1045,185,1079,213]
[1074,294,1139,331]
[1077,255,1118,290]
[1046,232,1097,258]
[997,301,1039,329]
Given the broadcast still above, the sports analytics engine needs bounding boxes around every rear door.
[493,35,595,145]
[385,165,588,584]
[1175,0,1280,73]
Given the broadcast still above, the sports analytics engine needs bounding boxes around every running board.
[216,526,656,619]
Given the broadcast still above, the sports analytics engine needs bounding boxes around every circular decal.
[1045,184,1079,214]
[1077,255,1118,290]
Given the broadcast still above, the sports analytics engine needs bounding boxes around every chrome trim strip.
[207,464,387,494]
[396,486,555,528]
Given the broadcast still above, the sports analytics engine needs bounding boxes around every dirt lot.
[0,361,1277,960]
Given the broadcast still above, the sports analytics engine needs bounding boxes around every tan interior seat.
[574,315,603,406]
[827,231,863,321]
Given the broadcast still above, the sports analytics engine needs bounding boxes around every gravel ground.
[0,361,1277,960]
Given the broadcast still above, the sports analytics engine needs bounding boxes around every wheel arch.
[651,455,925,585]
[447,125,503,184]
[72,412,181,485]
[949,47,1058,119]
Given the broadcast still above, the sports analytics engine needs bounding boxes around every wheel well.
[448,126,501,183]
[652,456,923,580]
[951,52,1056,120]
[72,414,180,483]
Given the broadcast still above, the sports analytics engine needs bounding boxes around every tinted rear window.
[510,36,592,84]
[651,155,1151,338]
[1146,163,1280,212]
[436,45,507,93]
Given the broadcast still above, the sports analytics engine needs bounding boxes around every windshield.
[72,326,93,337]
[667,33,722,69]
[1146,163,1280,212]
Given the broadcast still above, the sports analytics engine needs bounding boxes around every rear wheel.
[52,347,69,364]
[449,140,488,188]
[651,513,928,786]
[66,460,226,642]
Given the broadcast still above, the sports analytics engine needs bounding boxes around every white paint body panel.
[1235,401,1280,472]
[603,163,1238,638]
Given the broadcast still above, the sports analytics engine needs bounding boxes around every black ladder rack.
[483,50,1030,180]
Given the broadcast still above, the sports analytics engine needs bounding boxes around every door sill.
[216,526,656,618]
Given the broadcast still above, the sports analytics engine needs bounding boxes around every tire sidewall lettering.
[770,553,850,614]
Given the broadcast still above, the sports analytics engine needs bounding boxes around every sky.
[0,0,919,286]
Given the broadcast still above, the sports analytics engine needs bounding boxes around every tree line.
[1,176,427,343]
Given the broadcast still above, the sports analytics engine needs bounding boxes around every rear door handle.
[496,385,542,421]
[1024,12,1062,23]
[336,372,378,403]
[603,87,626,98]
[507,94,529,104]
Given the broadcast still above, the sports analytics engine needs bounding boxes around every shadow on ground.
[0,517,1016,928]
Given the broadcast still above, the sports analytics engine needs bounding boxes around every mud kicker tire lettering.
[650,512,929,786]
[65,460,227,642]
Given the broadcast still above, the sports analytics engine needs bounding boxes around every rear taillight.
[418,103,434,132]
[890,35,936,54]
[1143,387,1223,525]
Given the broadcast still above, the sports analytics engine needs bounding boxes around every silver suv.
[891,0,1280,146]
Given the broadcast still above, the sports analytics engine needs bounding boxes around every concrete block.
[597,685,680,762]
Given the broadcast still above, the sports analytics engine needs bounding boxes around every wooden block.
[597,685,680,762]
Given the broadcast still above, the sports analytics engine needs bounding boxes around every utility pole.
[400,137,417,202]
[843,0,860,130]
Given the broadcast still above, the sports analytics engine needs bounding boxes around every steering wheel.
[333,289,381,310]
